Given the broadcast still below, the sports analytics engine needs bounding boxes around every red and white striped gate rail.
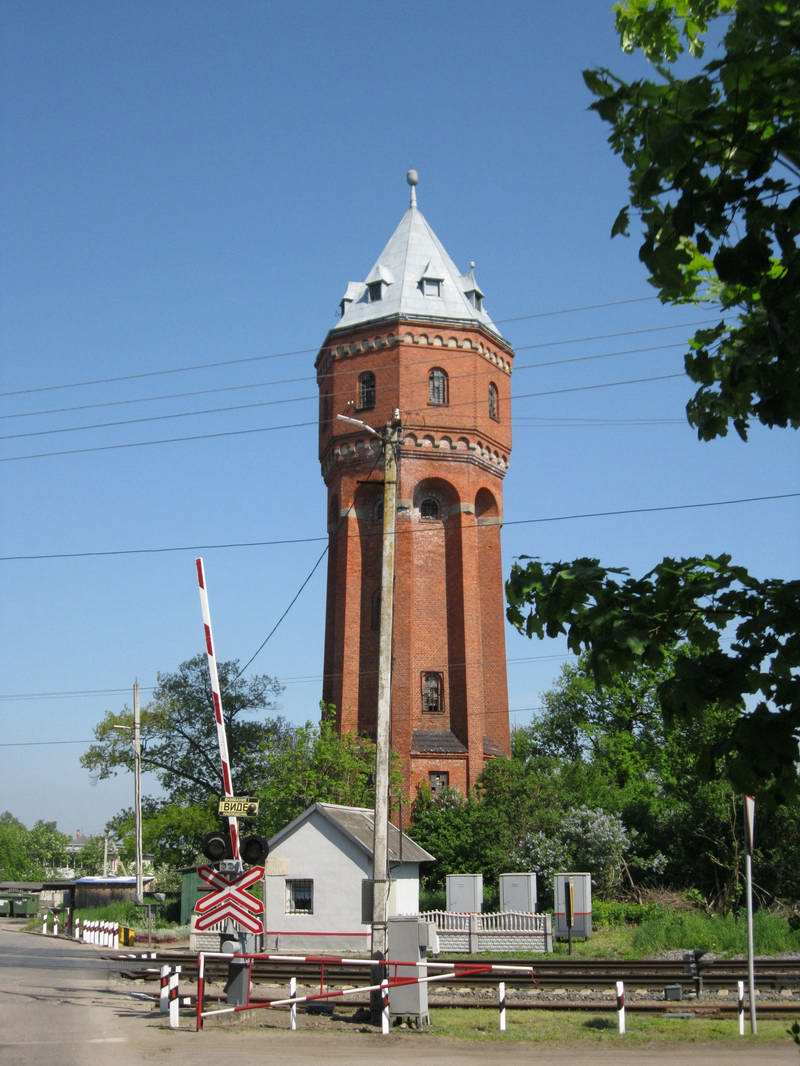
[195,557,240,861]
[194,951,536,1031]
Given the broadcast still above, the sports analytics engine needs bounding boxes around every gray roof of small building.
[332,181,502,339]
[268,802,435,864]
[412,730,468,754]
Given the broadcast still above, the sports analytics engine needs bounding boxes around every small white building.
[263,802,434,954]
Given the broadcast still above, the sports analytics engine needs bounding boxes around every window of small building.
[367,281,383,303]
[371,588,381,631]
[420,497,441,520]
[421,671,444,714]
[286,879,314,915]
[428,367,448,406]
[488,381,499,422]
[422,278,442,297]
[429,771,449,796]
[466,290,483,312]
[358,371,376,410]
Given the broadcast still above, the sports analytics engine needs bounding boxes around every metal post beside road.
[744,794,757,1035]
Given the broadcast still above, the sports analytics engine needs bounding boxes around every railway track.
[108,951,800,994]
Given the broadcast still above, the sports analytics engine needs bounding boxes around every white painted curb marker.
[738,980,745,1036]
[168,965,181,1029]
[616,980,625,1035]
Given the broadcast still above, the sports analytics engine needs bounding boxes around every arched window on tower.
[358,371,376,410]
[488,381,500,422]
[420,497,441,520]
[421,672,444,714]
[428,367,448,406]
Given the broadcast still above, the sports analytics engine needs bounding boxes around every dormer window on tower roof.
[419,258,444,298]
[364,263,393,304]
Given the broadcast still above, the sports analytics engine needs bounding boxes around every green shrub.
[593,900,666,927]
[632,910,800,956]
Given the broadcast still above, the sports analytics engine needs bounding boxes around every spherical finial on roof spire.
[406,168,419,208]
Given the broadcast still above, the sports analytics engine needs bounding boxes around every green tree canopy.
[81,654,286,803]
[0,815,69,881]
[585,0,800,441]
[507,0,800,807]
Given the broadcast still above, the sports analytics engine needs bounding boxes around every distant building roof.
[268,802,435,865]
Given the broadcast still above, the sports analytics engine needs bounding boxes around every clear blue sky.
[1,1,797,835]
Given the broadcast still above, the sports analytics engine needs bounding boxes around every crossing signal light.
[201,829,232,863]
[241,834,270,867]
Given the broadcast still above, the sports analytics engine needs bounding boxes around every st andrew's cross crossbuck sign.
[194,864,265,935]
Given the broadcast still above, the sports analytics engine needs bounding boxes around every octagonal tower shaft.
[317,197,513,796]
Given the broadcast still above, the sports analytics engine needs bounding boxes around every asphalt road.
[0,925,796,1065]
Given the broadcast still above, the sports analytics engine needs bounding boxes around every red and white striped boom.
[195,557,240,861]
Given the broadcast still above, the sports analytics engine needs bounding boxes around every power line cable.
[0,654,572,702]
[0,704,549,746]
[1,490,795,562]
[231,444,388,679]
[0,294,667,400]
[0,340,689,440]
[0,314,719,425]
[0,370,689,463]
[0,339,693,443]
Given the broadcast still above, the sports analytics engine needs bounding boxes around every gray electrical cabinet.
[387,916,434,1028]
[446,873,483,913]
[553,872,592,939]
[499,872,538,913]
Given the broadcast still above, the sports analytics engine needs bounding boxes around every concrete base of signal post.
[222,927,257,1006]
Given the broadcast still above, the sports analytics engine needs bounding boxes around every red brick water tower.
[317,172,514,796]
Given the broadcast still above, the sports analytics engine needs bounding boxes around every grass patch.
[429,1008,790,1044]
[632,910,800,957]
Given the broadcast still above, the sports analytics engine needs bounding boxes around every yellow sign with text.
[218,797,260,818]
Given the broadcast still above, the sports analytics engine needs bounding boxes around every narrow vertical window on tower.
[428,367,448,406]
[371,589,381,632]
[421,672,443,714]
[488,381,500,422]
[357,371,376,410]
[429,771,449,795]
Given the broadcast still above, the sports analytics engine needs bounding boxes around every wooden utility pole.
[133,680,144,905]
[371,410,401,958]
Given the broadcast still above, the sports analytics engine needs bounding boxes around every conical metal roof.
[334,184,501,338]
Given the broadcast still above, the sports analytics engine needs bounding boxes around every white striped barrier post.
[41,913,47,935]
[160,965,170,1014]
[168,966,181,1029]
[498,981,506,1032]
[113,922,119,950]
[74,918,81,941]
[381,977,390,1035]
[737,980,745,1036]
[616,980,626,1035]
[103,921,110,947]
[88,921,93,944]
[289,977,297,1030]
[98,921,104,946]
[53,914,59,937]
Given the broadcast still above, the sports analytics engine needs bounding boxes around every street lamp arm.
[335,413,382,439]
